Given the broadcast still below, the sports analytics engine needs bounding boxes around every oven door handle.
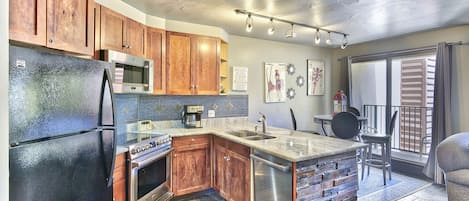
[131,148,173,168]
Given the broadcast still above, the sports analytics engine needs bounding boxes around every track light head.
[267,18,275,35]
[285,24,297,38]
[314,29,321,44]
[326,32,332,45]
[245,14,253,32]
[341,34,348,49]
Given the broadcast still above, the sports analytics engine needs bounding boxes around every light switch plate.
[208,110,215,118]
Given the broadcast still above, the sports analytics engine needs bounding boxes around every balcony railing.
[363,104,433,156]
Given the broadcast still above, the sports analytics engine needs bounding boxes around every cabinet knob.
[227,157,230,161]
[128,46,132,49]
[174,154,177,158]
[194,85,198,89]
[223,156,227,160]
[191,138,195,142]
[49,39,53,43]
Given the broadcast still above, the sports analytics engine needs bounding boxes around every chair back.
[331,112,360,139]
[290,108,297,130]
[388,111,398,135]
[347,107,361,116]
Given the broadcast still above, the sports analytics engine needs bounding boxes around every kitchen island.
[123,123,366,201]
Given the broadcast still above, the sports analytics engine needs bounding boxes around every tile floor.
[170,170,448,201]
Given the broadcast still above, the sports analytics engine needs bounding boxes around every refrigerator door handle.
[98,127,116,188]
[99,69,117,188]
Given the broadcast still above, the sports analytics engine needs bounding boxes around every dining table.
[314,114,368,136]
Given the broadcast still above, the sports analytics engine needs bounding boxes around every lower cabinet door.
[172,144,211,196]
[214,144,229,198]
[113,178,126,201]
[227,151,250,201]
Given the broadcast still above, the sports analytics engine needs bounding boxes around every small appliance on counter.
[182,105,204,128]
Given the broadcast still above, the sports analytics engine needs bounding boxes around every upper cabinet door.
[46,0,94,56]
[192,36,220,95]
[166,32,193,95]
[9,0,46,46]
[100,6,125,53]
[126,19,146,58]
[146,27,166,94]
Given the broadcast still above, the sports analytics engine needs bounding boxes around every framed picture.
[307,59,325,96]
[265,63,287,103]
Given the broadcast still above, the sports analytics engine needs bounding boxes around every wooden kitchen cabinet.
[191,36,220,95]
[9,0,46,46]
[171,135,211,196]
[9,0,94,56]
[213,137,250,201]
[166,31,220,95]
[113,152,127,201]
[99,5,146,57]
[146,27,166,94]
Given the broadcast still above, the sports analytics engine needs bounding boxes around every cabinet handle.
[128,45,132,49]
[194,85,198,89]
[223,156,227,160]
[227,157,230,161]
[174,154,177,158]
[49,39,53,43]
[191,138,195,142]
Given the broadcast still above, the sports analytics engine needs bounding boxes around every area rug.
[358,167,431,201]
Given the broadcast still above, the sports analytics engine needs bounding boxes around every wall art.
[265,63,287,103]
[307,60,325,96]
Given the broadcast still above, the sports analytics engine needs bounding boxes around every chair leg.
[367,144,372,176]
[387,141,392,180]
[419,139,423,159]
[381,143,386,185]
[361,147,366,180]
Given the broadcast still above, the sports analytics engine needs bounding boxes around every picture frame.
[265,63,287,103]
[307,59,325,96]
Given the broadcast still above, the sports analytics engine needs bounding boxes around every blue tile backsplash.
[114,94,248,143]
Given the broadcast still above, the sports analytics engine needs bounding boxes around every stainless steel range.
[127,132,173,201]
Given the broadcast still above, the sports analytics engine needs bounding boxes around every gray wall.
[228,35,333,131]
[0,0,8,198]
[331,25,469,133]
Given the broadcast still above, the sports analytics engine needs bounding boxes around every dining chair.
[360,110,398,185]
[331,112,360,140]
[347,107,361,116]
[289,108,319,134]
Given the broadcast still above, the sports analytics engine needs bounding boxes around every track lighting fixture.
[245,14,253,32]
[267,18,275,35]
[314,29,321,44]
[235,9,349,47]
[326,32,332,45]
[285,24,296,38]
[341,34,348,49]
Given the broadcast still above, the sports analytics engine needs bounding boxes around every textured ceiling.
[122,0,469,47]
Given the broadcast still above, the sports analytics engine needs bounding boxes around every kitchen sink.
[225,130,276,140]
[243,135,276,141]
[225,130,260,137]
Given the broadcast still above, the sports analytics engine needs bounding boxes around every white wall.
[1,0,9,200]
[228,35,332,131]
[332,25,469,133]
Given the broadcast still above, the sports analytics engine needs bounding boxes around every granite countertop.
[127,125,367,162]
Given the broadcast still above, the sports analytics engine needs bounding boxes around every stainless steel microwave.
[100,50,153,93]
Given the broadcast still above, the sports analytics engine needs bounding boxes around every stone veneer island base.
[294,152,358,201]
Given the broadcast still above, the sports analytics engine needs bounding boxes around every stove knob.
[137,148,142,152]
[131,148,137,154]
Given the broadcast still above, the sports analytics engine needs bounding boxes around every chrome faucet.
[257,112,267,134]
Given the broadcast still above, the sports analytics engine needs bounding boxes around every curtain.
[423,42,453,184]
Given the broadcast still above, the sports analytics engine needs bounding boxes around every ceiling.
[122,0,469,47]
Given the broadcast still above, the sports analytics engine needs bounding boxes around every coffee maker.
[182,105,204,128]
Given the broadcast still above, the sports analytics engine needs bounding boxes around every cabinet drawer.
[173,135,210,147]
[227,140,250,158]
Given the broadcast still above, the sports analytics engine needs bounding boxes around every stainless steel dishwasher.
[251,149,292,201]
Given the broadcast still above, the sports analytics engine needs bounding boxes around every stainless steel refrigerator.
[9,46,116,201]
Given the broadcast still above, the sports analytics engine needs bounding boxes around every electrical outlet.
[208,110,215,118]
